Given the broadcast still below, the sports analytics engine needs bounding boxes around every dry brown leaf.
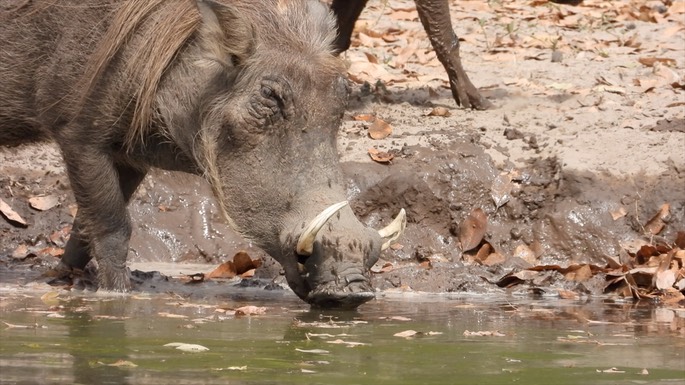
[235,305,267,316]
[233,251,259,275]
[458,208,488,252]
[426,107,451,117]
[644,203,670,235]
[368,118,392,139]
[558,290,580,300]
[207,261,237,279]
[29,195,59,211]
[353,113,376,122]
[564,264,593,282]
[368,148,394,163]
[482,252,506,266]
[474,242,491,263]
[513,244,537,265]
[0,198,27,227]
[491,173,513,209]
[610,206,627,220]
[638,57,676,67]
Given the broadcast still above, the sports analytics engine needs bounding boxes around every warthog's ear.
[196,0,255,68]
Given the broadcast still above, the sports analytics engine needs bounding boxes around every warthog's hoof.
[307,290,375,309]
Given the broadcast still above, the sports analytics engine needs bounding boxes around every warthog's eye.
[247,77,293,127]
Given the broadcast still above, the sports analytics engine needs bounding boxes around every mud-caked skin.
[331,0,582,110]
[0,0,393,308]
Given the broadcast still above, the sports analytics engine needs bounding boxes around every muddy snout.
[293,201,406,308]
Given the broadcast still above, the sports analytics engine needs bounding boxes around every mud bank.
[1,0,684,299]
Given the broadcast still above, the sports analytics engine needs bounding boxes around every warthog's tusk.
[379,208,407,250]
[296,201,349,256]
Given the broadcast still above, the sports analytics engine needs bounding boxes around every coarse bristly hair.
[76,0,342,151]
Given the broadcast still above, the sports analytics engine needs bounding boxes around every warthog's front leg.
[58,143,146,291]
[415,0,492,110]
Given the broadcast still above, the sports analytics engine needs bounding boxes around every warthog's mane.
[74,0,341,150]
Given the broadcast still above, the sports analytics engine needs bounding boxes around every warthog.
[0,0,405,308]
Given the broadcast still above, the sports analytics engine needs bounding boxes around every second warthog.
[0,0,405,308]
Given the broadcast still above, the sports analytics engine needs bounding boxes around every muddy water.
[1,287,683,385]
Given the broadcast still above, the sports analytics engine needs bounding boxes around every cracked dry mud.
[1,0,684,299]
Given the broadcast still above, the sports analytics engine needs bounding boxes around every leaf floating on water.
[368,148,394,163]
[235,305,267,316]
[368,118,392,140]
[105,360,138,368]
[3,321,43,329]
[295,348,330,354]
[164,342,209,352]
[0,198,27,227]
[158,312,188,319]
[458,208,488,252]
[326,339,367,347]
[214,366,248,372]
[463,330,506,337]
[28,195,59,211]
[394,330,418,338]
[597,367,625,374]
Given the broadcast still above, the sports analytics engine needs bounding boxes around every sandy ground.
[1,0,684,299]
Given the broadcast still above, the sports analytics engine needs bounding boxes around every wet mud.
[2,0,684,302]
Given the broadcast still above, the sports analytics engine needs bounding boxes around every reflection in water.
[64,300,131,385]
[1,291,684,385]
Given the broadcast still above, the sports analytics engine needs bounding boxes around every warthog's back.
[0,1,116,145]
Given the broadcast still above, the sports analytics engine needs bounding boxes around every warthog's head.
[158,0,405,307]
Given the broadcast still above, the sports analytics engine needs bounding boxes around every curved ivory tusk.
[296,201,349,256]
[379,208,407,250]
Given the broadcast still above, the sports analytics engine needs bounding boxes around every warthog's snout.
[287,201,406,308]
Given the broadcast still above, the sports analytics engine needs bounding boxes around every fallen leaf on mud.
[295,348,330,354]
[235,305,267,316]
[207,251,262,279]
[491,173,513,209]
[474,242,491,263]
[353,113,376,122]
[28,195,59,211]
[368,118,392,139]
[0,198,27,227]
[655,269,676,290]
[644,203,669,235]
[11,244,30,260]
[638,57,677,67]
[513,244,537,265]
[558,290,580,300]
[610,207,627,221]
[496,270,540,288]
[426,107,451,117]
[676,232,685,249]
[164,342,209,352]
[564,264,593,282]
[458,208,488,252]
[233,251,262,274]
[483,252,506,266]
[326,339,367,347]
[463,330,506,337]
[368,148,394,163]
[207,261,236,279]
